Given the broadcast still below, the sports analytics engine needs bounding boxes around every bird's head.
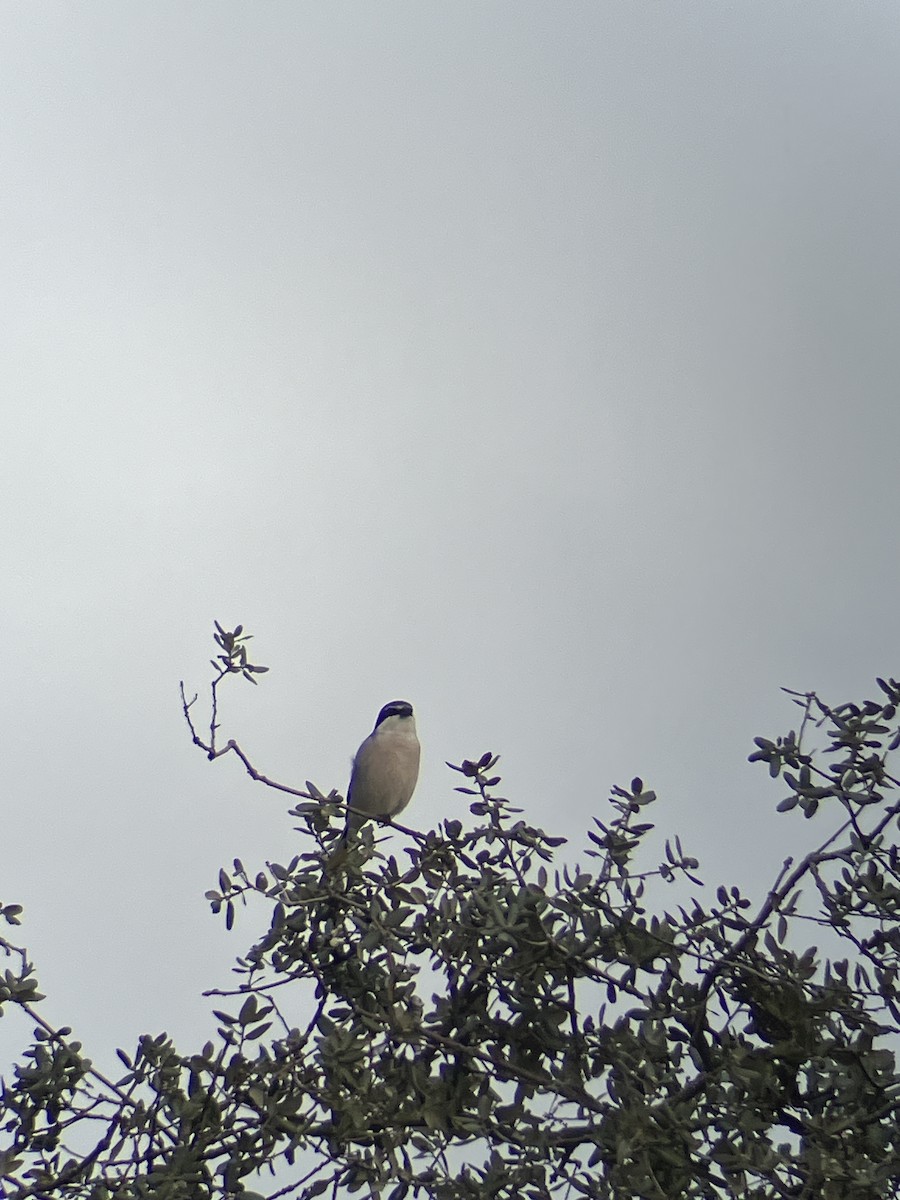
[373,700,415,731]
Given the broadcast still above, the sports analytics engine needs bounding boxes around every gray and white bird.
[326,700,420,869]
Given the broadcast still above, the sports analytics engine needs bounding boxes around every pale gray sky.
[3,3,900,1067]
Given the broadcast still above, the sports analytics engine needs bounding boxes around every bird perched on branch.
[325,700,420,871]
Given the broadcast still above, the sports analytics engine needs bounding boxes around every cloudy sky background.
[2,3,900,1069]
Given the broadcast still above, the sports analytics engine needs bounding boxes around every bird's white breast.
[348,715,420,819]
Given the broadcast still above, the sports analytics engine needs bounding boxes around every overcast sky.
[3,3,900,1070]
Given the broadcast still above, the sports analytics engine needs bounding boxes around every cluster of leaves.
[2,631,900,1199]
[211,624,269,688]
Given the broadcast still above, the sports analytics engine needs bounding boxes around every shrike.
[326,700,420,869]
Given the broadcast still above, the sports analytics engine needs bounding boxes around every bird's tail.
[322,836,351,875]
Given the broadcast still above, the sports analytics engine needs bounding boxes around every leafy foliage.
[2,630,900,1198]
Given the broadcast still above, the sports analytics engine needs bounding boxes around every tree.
[1,624,900,1199]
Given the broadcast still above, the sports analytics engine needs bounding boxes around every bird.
[325,700,420,871]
